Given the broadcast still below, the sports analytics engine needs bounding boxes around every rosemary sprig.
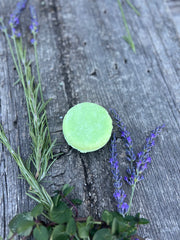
[16,40,57,181]
[0,2,58,210]
[0,126,52,210]
[0,8,57,182]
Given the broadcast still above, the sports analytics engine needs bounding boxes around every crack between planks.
[50,0,78,108]
[79,154,93,214]
[43,2,96,214]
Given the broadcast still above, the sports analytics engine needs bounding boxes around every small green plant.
[0,1,164,239]
[117,0,140,52]
[8,184,148,240]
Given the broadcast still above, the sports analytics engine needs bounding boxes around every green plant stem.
[125,0,140,16]
[33,34,43,102]
[74,234,80,240]
[10,31,32,126]
[8,34,55,181]
[117,0,135,52]
[1,27,20,76]
[0,127,52,210]
[127,183,136,215]
[12,37,25,85]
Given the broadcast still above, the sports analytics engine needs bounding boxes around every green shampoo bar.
[62,102,113,153]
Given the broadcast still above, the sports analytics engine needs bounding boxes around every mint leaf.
[62,184,74,197]
[31,203,44,218]
[93,228,112,240]
[102,210,113,225]
[77,222,89,239]
[51,225,68,240]
[86,216,94,231]
[9,212,34,236]
[33,225,49,240]
[66,218,76,235]
[111,217,129,235]
[50,202,72,224]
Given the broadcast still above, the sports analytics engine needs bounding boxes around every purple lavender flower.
[29,6,39,35]
[138,124,165,163]
[124,125,165,186]
[118,202,129,216]
[110,109,136,166]
[110,109,165,216]
[9,0,27,37]
[110,132,129,216]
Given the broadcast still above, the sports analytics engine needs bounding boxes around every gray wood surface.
[166,0,180,35]
[0,0,180,239]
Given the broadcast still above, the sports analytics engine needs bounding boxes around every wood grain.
[0,0,180,239]
[166,0,180,36]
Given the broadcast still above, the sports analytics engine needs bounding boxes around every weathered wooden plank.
[166,0,180,35]
[0,0,180,239]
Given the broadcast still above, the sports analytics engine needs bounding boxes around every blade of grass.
[117,0,136,52]
[125,0,140,16]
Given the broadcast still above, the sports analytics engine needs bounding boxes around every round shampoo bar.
[62,102,113,153]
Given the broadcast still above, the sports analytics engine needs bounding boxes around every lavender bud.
[118,202,129,216]
[137,175,144,181]
[140,163,147,173]
[8,0,27,38]
[31,38,35,45]
[29,6,39,34]
[126,168,132,175]
[124,176,128,182]
[145,157,151,163]
[127,136,132,143]
[136,161,142,172]
[9,0,27,27]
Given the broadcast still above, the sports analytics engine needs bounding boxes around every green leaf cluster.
[8,185,149,240]
[92,211,149,240]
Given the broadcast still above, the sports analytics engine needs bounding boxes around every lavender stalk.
[125,125,165,214]
[110,132,129,216]
[9,0,27,38]
[111,109,165,215]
